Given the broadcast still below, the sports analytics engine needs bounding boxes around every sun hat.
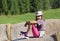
[36,11,43,16]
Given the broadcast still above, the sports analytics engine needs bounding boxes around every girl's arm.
[24,21,37,27]
[30,21,37,24]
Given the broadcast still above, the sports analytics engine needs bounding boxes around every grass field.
[0,8,60,24]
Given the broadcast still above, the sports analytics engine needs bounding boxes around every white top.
[36,11,43,16]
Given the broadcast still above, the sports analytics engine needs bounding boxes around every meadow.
[0,8,60,24]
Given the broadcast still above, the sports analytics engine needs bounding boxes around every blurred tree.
[0,0,3,15]
[10,0,20,15]
[50,0,59,9]
[43,0,50,10]
[1,0,60,15]
[59,0,60,7]
[30,0,43,12]
[35,0,43,11]
[2,0,9,15]
[30,0,36,12]
[18,0,25,14]
[25,0,30,13]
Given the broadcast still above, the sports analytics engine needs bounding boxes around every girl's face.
[36,15,42,20]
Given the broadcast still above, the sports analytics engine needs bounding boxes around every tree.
[25,0,30,13]
[14,0,20,15]
[49,0,54,8]
[0,0,3,15]
[30,0,36,12]
[35,0,43,11]
[30,0,43,12]
[1,0,60,15]
[10,0,20,15]
[2,0,9,15]
[18,0,26,14]
[43,0,50,10]
[59,0,60,7]
[50,0,59,9]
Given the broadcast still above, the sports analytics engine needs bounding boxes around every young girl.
[20,11,45,39]
[36,11,45,37]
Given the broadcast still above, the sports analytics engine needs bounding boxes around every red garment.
[32,24,40,37]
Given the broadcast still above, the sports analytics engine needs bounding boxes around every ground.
[0,19,60,41]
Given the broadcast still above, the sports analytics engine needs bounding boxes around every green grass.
[0,8,60,24]
[43,8,60,19]
[0,13,35,24]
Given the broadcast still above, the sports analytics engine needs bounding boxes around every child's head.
[36,11,43,20]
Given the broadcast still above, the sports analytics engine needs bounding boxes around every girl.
[36,11,45,37]
[21,11,45,39]
[26,11,45,37]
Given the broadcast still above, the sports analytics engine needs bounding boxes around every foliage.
[0,0,60,15]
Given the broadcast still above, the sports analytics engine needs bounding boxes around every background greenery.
[0,8,60,24]
[0,0,60,15]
